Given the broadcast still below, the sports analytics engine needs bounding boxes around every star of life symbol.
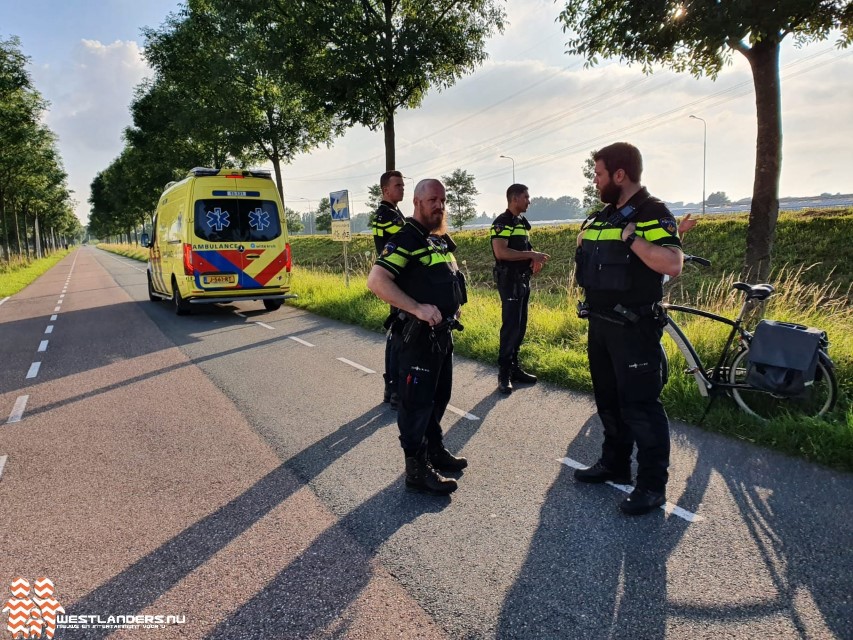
[248,208,270,231]
[206,208,231,231]
[3,578,64,639]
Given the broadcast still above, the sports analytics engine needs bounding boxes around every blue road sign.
[330,190,350,221]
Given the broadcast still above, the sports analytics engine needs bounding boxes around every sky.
[3,0,852,223]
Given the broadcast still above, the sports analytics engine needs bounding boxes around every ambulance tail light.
[285,243,292,272]
[182,243,195,275]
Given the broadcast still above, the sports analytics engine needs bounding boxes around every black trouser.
[587,314,670,492]
[384,305,399,388]
[393,331,453,456]
[497,275,530,368]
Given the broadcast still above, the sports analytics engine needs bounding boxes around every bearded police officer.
[491,184,550,394]
[573,142,683,515]
[367,179,468,495]
[371,170,407,408]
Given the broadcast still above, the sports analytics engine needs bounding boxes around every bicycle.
[661,255,838,420]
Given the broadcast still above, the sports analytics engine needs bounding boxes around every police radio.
[605,204,636,228]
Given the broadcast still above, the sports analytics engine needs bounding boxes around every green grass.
[100,234,853,471]
[98,243,148,261]
[0,250,71,298]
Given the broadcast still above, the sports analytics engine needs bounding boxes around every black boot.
[511,365,537,384]
[428,443,468,473]
[498,367,513,394]
[405,450,457,495]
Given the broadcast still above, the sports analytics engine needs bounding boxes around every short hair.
[593,143,643,183]
[414,178,443,199]
[506,183,528,202]
[380,170,403,190]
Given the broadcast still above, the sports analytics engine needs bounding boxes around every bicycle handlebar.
[684,254,711,267]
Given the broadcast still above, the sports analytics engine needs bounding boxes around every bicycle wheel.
[729,349,838,419]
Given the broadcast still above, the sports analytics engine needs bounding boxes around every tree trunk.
[13,203,22,258]
[384,113,396,171]
[742,40,782,283]
[271,150,285,203]
[34,213,42,259]
[0,189,8,262]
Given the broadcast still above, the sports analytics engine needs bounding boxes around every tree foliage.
[442,169,479,230]
[237,0,506,169]
[558,0,852,280]
[706,191,731,206]
[526,195,583,221]
[581,152,603,215]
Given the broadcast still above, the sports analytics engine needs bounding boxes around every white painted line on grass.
[255,322,275,330]
[0,455,7,481]
[7,395,29,424]
[26,362,41,379]
[288,336,315,347]
[446,404,480,421]
[50,315,57,321]
[45,325,54,334]
[558,457,703,523]
[38,340,48,353]
[0,296,9,306]
[337,358,376,374]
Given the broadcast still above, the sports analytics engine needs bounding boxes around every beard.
[420,207,447,235]
[599,182,622,205]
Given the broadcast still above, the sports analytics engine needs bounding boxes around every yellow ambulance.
[142,167,295,314]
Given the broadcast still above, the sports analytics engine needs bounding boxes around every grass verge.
[0,250,71,298]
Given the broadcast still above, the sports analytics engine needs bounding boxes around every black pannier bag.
[745,320,824,396]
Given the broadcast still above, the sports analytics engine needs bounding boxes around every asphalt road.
[1,247,850,640]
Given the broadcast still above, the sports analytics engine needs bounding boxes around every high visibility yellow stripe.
[384,253,408,269]
[510,228,529,236]
[419,252,454,266]
[490,229,512,238]
[583,228,622,241]
[642,227,678,242]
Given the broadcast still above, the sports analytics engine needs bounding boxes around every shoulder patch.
[659,215,678,236]
[493,223,505,233]
[381,242,396,257]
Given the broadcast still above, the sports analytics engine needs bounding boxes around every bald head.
[413,179,447,233]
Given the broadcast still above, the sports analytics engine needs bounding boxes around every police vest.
[372,201,405,254]
[375,220,462,318]
[576,191,681,309]
[490,211,533,274]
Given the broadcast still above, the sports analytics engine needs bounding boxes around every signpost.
[329,190,352,286]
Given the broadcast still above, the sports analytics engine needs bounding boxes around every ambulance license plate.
[203,275,236,285]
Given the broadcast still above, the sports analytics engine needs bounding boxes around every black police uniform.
[375,219,464,458]
[372,201,406,402]
[575,187,681,494]
[490,211,533,370]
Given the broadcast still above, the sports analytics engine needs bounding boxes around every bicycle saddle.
[732,282,775,300]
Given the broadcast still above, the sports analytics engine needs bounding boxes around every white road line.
[38,340,48,353]
[7,395,29,424]
[104,253,145,272]
[26,362,41,379]
[53,306,61,312]
[558,457,703,523]
[45,325,54,334]
[255,322,275,330]
[235,312,246,318]
[337,358,376,374]
[446,404,480,420]
[50,315,57,321]
[0,455,7,481]
[288,336,315,347]
[59,295,64,300]
[0,296,9,306]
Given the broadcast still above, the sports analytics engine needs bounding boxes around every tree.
[558,1,852,281]
[243,0,506,170]
[442,169,479,230]
[706,191,731,206]
[581,152,604,215]
[284,207,304,234]
[365,183,383,213]
[314,197,332,233]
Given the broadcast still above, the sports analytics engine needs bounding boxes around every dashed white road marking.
[337,358,376,374]
[558,457,703,523]
[255,322,275,330]
[53,306,61,312]
[7,395,29,424]
[45,325,54,334]
[0,455,7,481]
[0,296,9,306]
[446,404,480,420]
[235,312,246,318]
[59,294,65,300]
[50,315,57,321]
[38,340,48,352]
[288,336,315,347]
[26,362,41,379]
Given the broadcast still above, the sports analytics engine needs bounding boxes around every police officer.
[371,170,406,408]
[491,184,550,394]
[573,142,683,515]
[367,179,467,495]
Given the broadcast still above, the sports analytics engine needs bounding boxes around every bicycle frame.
[661,301,753,397]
